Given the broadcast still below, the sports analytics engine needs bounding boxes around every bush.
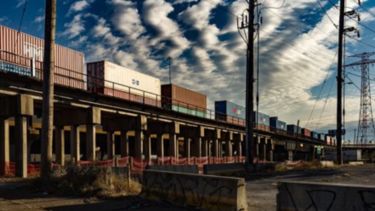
[44,165,141,198]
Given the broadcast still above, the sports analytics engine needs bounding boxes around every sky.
[1,0,375,142]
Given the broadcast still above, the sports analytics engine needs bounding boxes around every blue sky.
[1,0,375,141]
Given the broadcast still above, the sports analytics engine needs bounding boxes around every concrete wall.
[146,165,199,174]
[277,181,375,211]
[142,170,248,211]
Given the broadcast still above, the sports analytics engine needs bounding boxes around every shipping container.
[301,128,311,137]
[172,104,206,118]
[325,135,334,145]
[287,124,301,135]
[87,60,161,106]
[253,111,270,126]
[318,133,325,142]
[0,25,85,89]
[311,131,319,139]
[161,84,207,112]
[270,117,287,131]
[215,113,246,126]
[215,101,245,119]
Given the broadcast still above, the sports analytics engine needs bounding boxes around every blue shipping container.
[215,101,245,119]
[270,117,287,130]
[287,124,301,135]
[311,131,319,139]
[253,111,270,126]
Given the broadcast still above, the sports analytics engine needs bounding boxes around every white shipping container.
[88,60,161,99]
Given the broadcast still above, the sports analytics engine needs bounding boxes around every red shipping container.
[301,128,311,137]
[0,25,85,89]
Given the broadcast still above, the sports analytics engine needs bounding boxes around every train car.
[161,84,207,118]
[87,60,161,107]
[318,133,325,142]
[215,101,245,126]
[269,117,287,132]
[311,131,319,140]
[0,25,85,89]
[253,111,270,131]
[301,128,311,137]
[287,124,301,136]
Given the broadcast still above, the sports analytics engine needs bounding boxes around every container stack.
[270,117,287,132]
[215,101,245,126]
[253,111,270,131]
[301,128,311,137]
[161,84,207,118]
[287,124,301,136]
[0,25,85,89]
[87,60,161,107]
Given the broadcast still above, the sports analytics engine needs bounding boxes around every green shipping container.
[172,105,206,118]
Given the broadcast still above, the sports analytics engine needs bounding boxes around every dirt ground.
[1,164,374,211]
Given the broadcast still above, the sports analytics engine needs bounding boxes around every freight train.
[0,24,335,146]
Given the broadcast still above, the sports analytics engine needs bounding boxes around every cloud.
[16,0,26,8]
[143,0,190,58]
[63,14,85,39]
[34,15,44,23]
[69,0,91,14]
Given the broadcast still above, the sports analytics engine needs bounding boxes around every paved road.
[1,164,374,211]
[247,164,375,211]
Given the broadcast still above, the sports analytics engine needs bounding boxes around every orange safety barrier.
[132,158,147,172]
[95,159,113,167]
[117,157,129,167]
[157,157,171,165]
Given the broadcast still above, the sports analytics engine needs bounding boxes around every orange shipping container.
[161,84,207,111]
[0,25,85,89]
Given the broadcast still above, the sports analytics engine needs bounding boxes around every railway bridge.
[0,68,329,178]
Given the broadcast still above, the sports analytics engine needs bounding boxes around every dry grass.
[38,165,141,198]
[275,160,326,172]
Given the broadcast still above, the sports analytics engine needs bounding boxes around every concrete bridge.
[0,68,328,178]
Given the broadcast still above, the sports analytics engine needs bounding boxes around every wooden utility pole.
[336,0,345,165]
[41,0,56,180]
[245,0,256,165]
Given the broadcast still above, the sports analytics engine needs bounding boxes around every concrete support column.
[144,134,152,161]
[120,131,129,157]
[156,134,164,159]
[213,139,219,157]
[106,131,115,159]
[134,130,144,160]
[288,150,294,161]
[70,125,80,163]
[202,139,209,157]
[262,140,267,161]
[15,116,28,178]
[226,141,233,157]
[266,140,274,162]
[169,133,177,158]
[86,125,96,161]
[184,137,191,158]
[55,126,65,166]
[235,140,242,157]
[0,118,10,176]
[192,137,202,157]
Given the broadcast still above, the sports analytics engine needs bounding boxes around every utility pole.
[336,0,345,165]
[168,57,172,84]
[41,0,56,180]
[237,0,259,165]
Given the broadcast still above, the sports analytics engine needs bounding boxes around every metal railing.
[0,50,326,143]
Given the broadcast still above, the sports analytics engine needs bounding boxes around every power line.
[315,0,338,28]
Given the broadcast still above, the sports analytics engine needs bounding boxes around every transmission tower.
[345,52,375,145]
